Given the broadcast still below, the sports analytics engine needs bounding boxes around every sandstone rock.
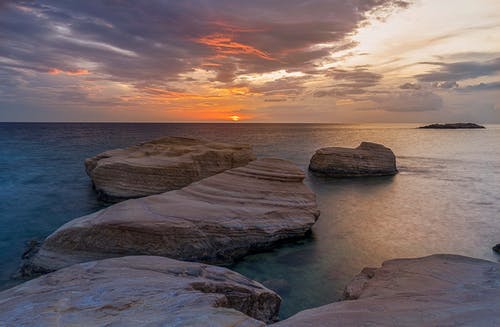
[27,158,319,273]
[309,142,397,177]
[1,256,280,326]
[274,254,500,326]
[419,123,485,129]
[85,136,256,201]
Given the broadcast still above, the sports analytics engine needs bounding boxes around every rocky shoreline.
[3,254,498,326]
[3,137,498,326]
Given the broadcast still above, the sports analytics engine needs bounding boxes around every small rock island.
[418,123,485,129]
[309,142,397,177]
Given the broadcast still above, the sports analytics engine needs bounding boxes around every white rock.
[309,142,397,176]
[1,256,281,326]
[28,158,319,272]
[85,136,256,201]
[274,254,500,326]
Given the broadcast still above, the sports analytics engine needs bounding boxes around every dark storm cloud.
[416,57,500,82]
[0,0,409,92]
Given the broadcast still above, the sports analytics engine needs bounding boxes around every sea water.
[0,122,499,318]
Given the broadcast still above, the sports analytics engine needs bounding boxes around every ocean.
[0,122,499,318]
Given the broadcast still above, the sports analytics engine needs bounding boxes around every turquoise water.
[1,123,499,318]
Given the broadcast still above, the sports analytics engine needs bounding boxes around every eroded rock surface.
[309,142,397,177]
[85,136,255,201]
[274,254,500,327]
[28,158,319,273]
[1,256,281,327]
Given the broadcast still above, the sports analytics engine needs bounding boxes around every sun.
[229,115,240,122]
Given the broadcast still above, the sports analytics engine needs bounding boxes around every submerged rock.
[274,254,500,326]
[309,142,397,177]
[85,136,255,201]
[27,158,319,273]
[419,123,485,129]
[1,256,281,326]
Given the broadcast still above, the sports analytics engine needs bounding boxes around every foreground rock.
[274,254,500,326]
[85,136,255,201]
[309,142,397,177]
[27,158,319,273]
[419,123,485,129]
[2,256,280,326]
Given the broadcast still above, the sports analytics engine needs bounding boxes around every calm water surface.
[0,123,499,318]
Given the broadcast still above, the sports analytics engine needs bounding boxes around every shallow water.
[0,123,499,318]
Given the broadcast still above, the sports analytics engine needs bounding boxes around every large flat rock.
[1,256,281,326]
[27,158,319,273]
[274,254,500,326]
[85,136,256,201]
[309,142,397,177]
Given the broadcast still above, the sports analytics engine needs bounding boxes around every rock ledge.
[26,158,319,273]
[85,136,256,201]
[274,254,500,326]
[1,256,280,326]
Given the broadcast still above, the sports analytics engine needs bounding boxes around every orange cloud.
[48,68,90,76]
[195,33,274,60]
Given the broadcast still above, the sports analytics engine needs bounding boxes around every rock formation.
[1,256,280,326]
[309,142,397,177]
[85,136,256,201]
[419,123,485,129]
[274,254,500,326]
[26,158,319,273]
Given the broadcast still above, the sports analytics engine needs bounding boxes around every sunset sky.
[1,0,499,122]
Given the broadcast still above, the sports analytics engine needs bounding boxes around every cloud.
[0,0,410,105]
[433,81,459,89]
[416,57,500,82]
[48,68,90,76]
[399,82,421,90]
[458,81,500,92]
[314,67,382,97]
[370,90,443,112]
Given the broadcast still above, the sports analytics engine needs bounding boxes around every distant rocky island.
[418,123,485,129]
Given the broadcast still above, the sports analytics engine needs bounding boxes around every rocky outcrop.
[274,254,500,326]
[27,158,319,273]
[309,142,397,177]
[1,256,281,326]
[85,136,256,201]
[419,123,485,129]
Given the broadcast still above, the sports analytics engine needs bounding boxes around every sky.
[0,0,499,123]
